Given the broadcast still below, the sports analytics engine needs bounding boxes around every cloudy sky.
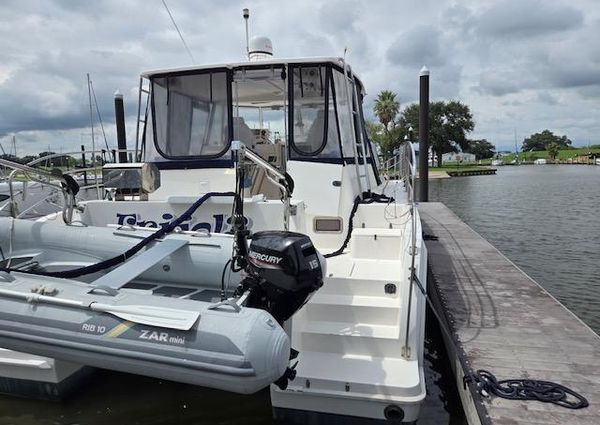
[0,0,599,155]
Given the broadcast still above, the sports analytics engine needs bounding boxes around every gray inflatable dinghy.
[0,272,289,394]
[0,218,325,394]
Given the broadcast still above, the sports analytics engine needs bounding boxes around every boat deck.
[420,202,600,425]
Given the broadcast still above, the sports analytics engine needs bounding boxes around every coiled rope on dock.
[463,369,589,409]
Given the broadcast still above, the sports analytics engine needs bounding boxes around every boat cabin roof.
[141,56,365,90]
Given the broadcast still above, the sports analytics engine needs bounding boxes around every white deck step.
[319,277,400,297]
[297,320,399,339]
[303,296,400,325]
[310,293,399,307]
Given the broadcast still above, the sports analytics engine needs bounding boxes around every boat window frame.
[150,67,234,161]
[356,89,381,185]
[231,63,288,146]
[288,64,342,159]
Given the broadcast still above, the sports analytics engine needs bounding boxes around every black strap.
[324,192,394,258]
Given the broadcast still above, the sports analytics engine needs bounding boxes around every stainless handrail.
[231,141,291,231]
[26,148,137,168]
[0,158,75,223]
[397,141,419,359]
[378,142,420,359]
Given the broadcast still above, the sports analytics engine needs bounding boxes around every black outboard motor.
[236,231,324,324]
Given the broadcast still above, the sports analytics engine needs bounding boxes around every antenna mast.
[243,8,250,60]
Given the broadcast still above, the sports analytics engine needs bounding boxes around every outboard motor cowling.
[237,231,324,324]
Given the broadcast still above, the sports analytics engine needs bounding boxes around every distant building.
[441,152,476,162]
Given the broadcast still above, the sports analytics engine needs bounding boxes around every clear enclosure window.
[333,69,357,158]
[232,67,287,150]
[152,71,230,158]
[291,66,341,158]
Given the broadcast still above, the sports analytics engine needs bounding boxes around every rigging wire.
[161,0,196,64]
[89,79,111,154]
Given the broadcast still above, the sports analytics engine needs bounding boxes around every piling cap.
[114,89,123,99]
[420,66,430,76]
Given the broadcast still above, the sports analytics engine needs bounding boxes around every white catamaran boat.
[0,38,427,423]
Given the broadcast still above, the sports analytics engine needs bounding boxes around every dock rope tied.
[463,370,589,409]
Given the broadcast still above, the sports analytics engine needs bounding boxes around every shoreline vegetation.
[486,146,600,164]
[425,148,600,178]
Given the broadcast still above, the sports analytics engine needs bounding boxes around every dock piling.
[418,66,429,202]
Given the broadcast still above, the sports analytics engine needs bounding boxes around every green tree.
[547,142,560,160]
[468,139,495,160]
[370,91,405,159]
[522,130,571,151]
[396,100,474,167]
[21,155,38,164]
[373,91,400,131]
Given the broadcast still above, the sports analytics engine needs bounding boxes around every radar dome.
[249,36,273,61]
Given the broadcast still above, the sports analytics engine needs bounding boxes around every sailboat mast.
[87,73,100,198]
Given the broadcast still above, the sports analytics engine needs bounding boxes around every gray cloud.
[475,0,583,39]
[537,92,559,106]
[386,26,445,68]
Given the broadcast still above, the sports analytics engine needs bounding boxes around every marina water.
[430,164,600,334]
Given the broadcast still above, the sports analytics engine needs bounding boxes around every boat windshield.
[152,70,230,159]
[143,62,376,172]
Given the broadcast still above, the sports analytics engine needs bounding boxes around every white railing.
[381,141,417,205]
[380,141,420,359]
[0,158,77,223]
[0,149,137,220]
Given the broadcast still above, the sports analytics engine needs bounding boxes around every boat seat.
[233,117,257,148]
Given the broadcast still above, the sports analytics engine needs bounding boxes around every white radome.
[249,36,273,61]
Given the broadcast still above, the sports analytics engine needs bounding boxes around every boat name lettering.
[115,212,252,233]
[248,251,283,265]
[139,329,185,345]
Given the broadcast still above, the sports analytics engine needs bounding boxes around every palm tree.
[372,91,401,159]
[373,91,400,131]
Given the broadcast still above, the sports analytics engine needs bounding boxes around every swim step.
[289,350,423,398]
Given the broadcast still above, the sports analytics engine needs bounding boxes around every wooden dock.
[445,168,497,177]
[420,202,600,425]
